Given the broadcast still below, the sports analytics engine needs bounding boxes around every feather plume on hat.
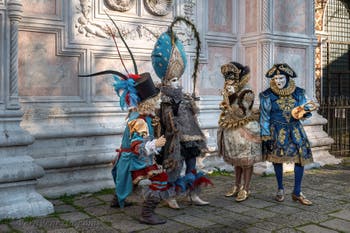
[78,12,159,110]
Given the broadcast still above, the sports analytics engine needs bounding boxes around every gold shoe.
[292,193,312,206]
[235,189,249,202]
[225,185,242,197]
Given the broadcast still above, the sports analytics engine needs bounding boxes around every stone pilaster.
[0,0,53,219]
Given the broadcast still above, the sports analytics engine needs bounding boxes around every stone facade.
[0,0,339,219]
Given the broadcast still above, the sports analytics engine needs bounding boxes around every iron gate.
[320,0,350,156]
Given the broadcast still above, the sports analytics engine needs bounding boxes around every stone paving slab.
[0,224,11,233]
[319,218,350,233]
[46,228,79,233]
[1,162,350,233]
[329,209,350,221]
[59,212,90,223]
[297,224,338,233]
[54,204,77,214]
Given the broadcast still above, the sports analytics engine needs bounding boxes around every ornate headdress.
[265,63,297,78]
[220,62,250,92]
[151,17,201,98]
[221,62,250,81]
[78,12,159,110]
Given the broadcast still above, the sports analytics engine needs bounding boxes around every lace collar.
[270,79,296,96]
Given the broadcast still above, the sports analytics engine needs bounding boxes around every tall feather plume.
[169,16,201,99]
[78,70,128,80]
[105,11,138,75]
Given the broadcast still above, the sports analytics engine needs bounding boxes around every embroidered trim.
[266,155,313,166]
[218,114,259,130]
[270,79,296,96]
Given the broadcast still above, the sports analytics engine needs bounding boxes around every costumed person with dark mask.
[217,62,261,202]
[259,63,317,205]
[151,17,212,209]
[79,14,175,225]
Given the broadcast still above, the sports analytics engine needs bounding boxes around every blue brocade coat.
[259,86,313,165]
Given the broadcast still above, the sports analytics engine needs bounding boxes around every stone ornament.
[104,0,136,12]
[144,0,173,16]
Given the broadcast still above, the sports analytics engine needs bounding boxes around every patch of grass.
[103,221,112,227]
[261,172,275,177]
[61,219,73,227]
[208,167,233,177]
[0,218,11,224]
[58,194,75,205]
[23,216,36,222]
[48,212,60,218]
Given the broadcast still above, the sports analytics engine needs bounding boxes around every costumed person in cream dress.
[259,63,316,205]
[79,14,175,224]
[151,17,213,209]
[217,62,261,202]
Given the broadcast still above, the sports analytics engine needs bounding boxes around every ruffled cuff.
[145,139,159,155]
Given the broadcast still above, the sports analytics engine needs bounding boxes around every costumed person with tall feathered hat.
[217,62,261,202]
[79,14,175,225]
[259,63,317,205]
[151,17,213,209]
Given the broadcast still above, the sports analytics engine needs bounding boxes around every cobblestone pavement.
[1,159,350,233]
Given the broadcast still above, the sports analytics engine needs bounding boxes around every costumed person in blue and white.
[79,13,175,225]
[151,17,213,209]
[217,62,261,202]
[259,63,317,206]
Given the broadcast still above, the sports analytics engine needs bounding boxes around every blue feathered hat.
[151,31,187,82]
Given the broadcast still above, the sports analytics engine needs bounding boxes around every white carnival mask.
[273,74,287,90]
[168,77,180,89]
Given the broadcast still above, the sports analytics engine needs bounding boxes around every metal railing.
[319,96,350,157]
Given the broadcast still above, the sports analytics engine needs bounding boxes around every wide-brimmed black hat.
[265,63,297,78]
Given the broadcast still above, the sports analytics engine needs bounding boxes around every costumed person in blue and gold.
[259,63,317,206]
[217,62,261,202]
[79,14,175,225]
[151,17,213,209]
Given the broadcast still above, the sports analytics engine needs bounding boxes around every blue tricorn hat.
[151,31,187,82]
[265,63,297,78]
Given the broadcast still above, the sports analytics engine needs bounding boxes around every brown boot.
[139,197,166,225]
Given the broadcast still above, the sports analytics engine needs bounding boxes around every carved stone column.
[0,0,53,219]
[7,0,21,110]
